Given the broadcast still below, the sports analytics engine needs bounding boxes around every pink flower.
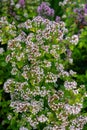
[19,0,25,7]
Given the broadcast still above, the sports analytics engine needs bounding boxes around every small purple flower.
[73,8,78,13]
[55,16,60,22]
[51,9,54,17]
[84,4,87,14]
[85,4,87,9]
[19,0,25,7]
[84,9,87,14]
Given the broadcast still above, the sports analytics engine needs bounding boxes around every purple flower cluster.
[73,4,87,27]
[84,4,87,14]
[55,16,61,22]
[19,0,25,7]
[37,2,54,18]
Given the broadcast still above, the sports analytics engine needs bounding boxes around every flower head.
[37,2,54,18]
[19,0,25,7]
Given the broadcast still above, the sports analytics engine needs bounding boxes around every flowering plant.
[58,1,87,89]
[59,0,87,33]
[37,2,54,20]
[0,47,12,130]
[0,0,41,23]
[0,17,17,45]
[73,4,87,29]
[3,16,87,130]
[37,2,61,22]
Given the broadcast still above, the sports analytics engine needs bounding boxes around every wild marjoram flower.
[19,0,25,7]
[3,16,87,129]
[37,2,61,22]
[37,2,54,19]
[73,4,87,28]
